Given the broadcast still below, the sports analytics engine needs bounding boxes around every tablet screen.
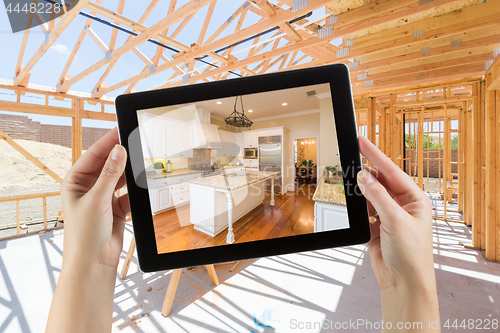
[133,83,351,255]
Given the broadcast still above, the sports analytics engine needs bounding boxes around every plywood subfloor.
[154,186,316,254]
[1,217,499,332]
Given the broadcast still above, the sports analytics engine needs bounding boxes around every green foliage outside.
[405,133,458,150]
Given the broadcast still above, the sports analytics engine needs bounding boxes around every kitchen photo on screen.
[136,83,349,254]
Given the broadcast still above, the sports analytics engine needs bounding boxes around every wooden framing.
[0,130,63,184]
[1,0,499,258]
[0,192,60,237]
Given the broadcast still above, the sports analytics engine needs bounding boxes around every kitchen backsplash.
[188,149,211,168]
[144,149,240,171]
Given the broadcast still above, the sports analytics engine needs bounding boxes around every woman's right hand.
[357,135,440,331]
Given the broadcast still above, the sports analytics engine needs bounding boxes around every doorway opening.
[293,137,319,189]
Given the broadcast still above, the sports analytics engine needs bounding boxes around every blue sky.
[0,1,334,128]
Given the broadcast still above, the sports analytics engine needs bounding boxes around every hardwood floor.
[154,184,317,254]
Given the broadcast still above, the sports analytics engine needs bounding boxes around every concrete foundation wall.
[0,113,109,149]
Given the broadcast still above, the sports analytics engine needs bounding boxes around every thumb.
[357,169,401,223]
[92,145,127,199]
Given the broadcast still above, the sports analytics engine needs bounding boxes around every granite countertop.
[189,171,278,191]
[146,169,203,179]
[313,174,346,205]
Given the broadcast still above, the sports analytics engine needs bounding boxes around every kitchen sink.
[224,173,243,177]
[325,179,342,185]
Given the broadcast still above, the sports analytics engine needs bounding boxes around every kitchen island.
[313,173,349,232]
[189,170,278,243]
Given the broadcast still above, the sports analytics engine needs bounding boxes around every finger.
[363,165,397,198]
[91,145,127,200]
[70,127,120,176]
[116,192,131,217]
[115,173,127,191]
[357,169,403,223]
[359,135,421,195]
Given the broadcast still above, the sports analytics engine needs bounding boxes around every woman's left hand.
[60,127,130,270]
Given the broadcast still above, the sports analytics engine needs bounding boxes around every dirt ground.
[0,139,73,234]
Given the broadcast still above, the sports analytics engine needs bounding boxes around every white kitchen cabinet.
[139,114,194,159]
[235,133,244,157]
[258,130,270,137]
[178,123,193,157]
[244,131,258,148]
[244,159,259,168]
[314,202,350,232]
[166,122,179,157]
[269,129,282,136]
[214,130,238,157]
[167,120,193,158]
[192,122,221,149]
[157,187,172,211]
[140,116,168,158]
[150,172,202,214]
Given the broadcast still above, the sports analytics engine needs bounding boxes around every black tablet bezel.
[116,64,370,273]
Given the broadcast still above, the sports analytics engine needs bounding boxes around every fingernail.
[111,145,124,161]
[357,169,375,186]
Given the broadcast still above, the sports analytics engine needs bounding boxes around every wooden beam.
[57,0,104,87]
[132,48,154,67]
[417,108,424,190]
[15,7,36,78]
[0,130,63,184]
[85,1,192,52]
[95,0,334,96]
[92,0,161,92]
[0,192,60,203]
[255,0,302,42]
[108,0,126,52]
[0,100,116,121]
[203,1,248,45]
[59,0,214,93]
[354,53,495,84]
[486,55,500,91]
[394,96,475,108]
[496,90,500,261]
[472,82,481,248]
[85,26,109,53]
[72,100,83,164]
[484,88,497,260]
[162,269,182,317]
[352,63,485,95]
[351,0,500,56]
[14,0,91,86]
[119,236,136,280]
[367,97,376,145]
[197,0,216,45]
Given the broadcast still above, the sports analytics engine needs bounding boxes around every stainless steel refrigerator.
[259,136,282,194]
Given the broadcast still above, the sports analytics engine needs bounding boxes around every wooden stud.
[484,88,497,261]
[496,90,500,261]
[204,265,220,286]
[108,0,126,52]
[367,97,376,145]
[120,236,136,280]
[72,99,83,164]
[443,103,448,219]
[479,81,487,249]
[229,261,240,272]
[15,0,92,86]
[43,197,47,231]
[418,108,424,190]
[16,200,20,236]
[162,269,183,317]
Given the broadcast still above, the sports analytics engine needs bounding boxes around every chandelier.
[224,96,253,130]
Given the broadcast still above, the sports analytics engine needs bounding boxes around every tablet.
[116,64,370,272]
